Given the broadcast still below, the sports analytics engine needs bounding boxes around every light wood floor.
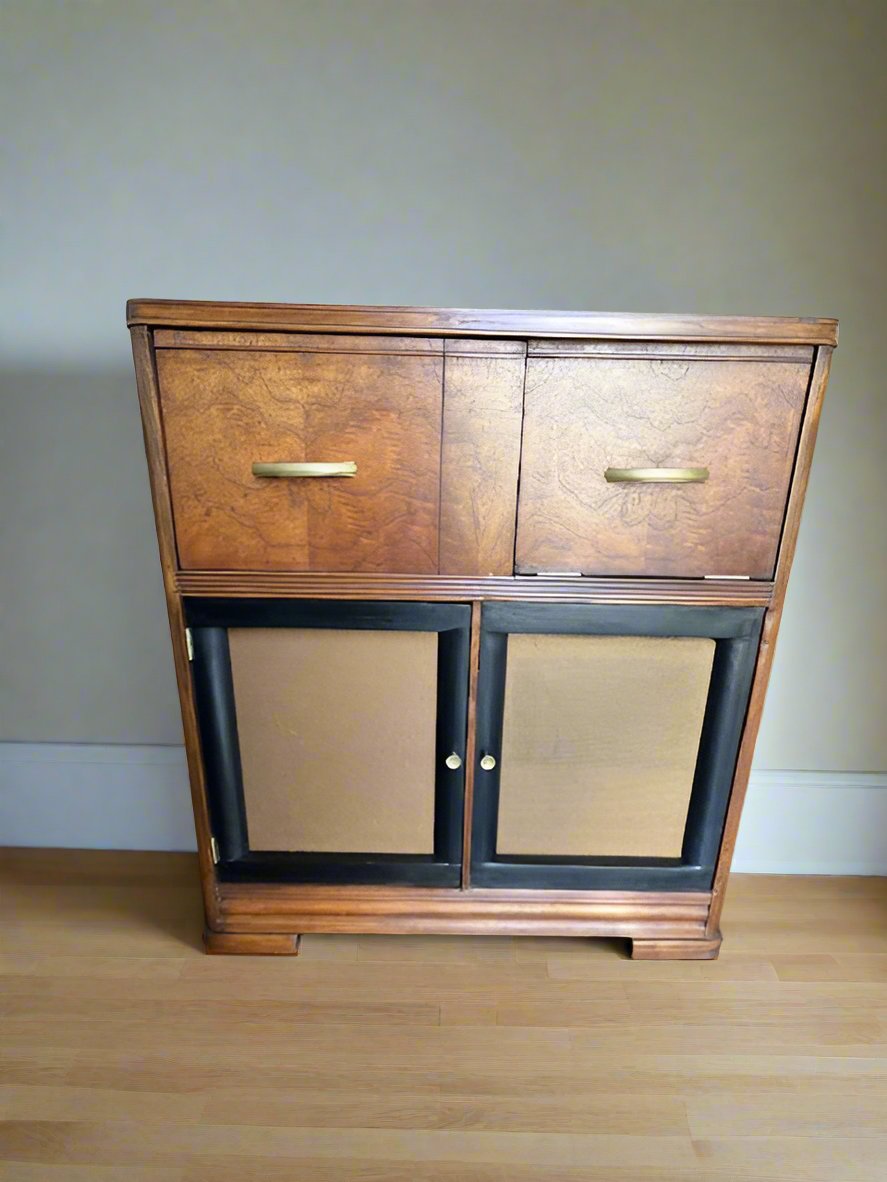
[1,851,885,1181]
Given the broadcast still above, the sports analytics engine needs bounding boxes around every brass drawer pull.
[605,466,709,484]
[252,461,358,478]
[479,754,497,771]
[445,752,463,770]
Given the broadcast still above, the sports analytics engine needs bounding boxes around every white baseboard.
[0,743,196,852]
[1,742,885,874]
[729,770,887,874]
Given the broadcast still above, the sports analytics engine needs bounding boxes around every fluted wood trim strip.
[127,300,839,347]
[176,571,772,606]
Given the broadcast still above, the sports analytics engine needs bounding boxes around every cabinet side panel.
[129,326,219,920]
[707,346,835,935]
[440,340,525,575]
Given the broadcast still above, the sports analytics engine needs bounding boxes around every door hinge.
[210,836,220,864]
[185,628,194,660]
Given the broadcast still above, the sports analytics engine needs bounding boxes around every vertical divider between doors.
[511,341,531,573]
[460,600,483,889]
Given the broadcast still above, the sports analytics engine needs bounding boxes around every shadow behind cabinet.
[128,303,837,959]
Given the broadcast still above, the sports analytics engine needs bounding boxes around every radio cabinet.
[128,301,836,959]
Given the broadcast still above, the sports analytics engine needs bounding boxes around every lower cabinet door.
[470,603,763,891]
[187,599,470,885]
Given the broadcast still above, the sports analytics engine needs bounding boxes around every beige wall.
[1,0,884,769]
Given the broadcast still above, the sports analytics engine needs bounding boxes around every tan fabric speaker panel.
[496,635,715,859]
[228,628,438,853]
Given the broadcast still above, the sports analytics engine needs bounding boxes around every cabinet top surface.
[127,299,838,347]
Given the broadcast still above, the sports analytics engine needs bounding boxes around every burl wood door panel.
[156,335,443,572]
[516,341,813,578]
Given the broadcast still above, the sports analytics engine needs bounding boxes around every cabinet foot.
[630,932,722,961]
[204,929,302,956]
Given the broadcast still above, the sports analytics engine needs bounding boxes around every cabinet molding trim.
[176,572,774,607]
[128,301,838,347]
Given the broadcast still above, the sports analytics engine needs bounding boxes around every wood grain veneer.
[439,339,525,576]
[516,341,811,578]
[156,335,443,572]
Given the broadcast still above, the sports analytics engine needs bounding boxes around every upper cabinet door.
[515,341,813,579]
[156,332,443,572]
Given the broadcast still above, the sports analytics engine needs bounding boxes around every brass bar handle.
[605,466,709,484]
[252,461,357,478]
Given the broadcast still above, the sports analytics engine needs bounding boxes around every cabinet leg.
[204,929,302,956]
[630,932,722,961]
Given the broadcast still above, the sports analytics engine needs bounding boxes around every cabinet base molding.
[630,932,722,960]
[214,883,711,944]
[203,929,302,956]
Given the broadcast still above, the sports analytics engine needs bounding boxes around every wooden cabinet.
[129,301,837,959]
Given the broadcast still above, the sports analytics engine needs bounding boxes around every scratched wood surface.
[516,341,812,578]
[156,336,444,573]
[1,849,885,1180]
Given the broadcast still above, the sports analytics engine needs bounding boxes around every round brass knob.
[479,754,497,771]
[445,752,463,770]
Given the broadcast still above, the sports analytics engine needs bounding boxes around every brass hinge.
[185,628,194,660]
[210,836,220,864]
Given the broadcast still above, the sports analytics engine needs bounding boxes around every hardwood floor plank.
[692,1136,887,1181]
[0,1166,184,1182]
[688,1091,887,1138]
[771,955,887,983]
[0,1085,205,1124]
[546,952,779,981]
[0,1122,698,1169]
[200,1087,690,1135]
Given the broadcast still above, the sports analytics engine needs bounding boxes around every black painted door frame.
[186,598,471,887]
[470,602,763,891]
